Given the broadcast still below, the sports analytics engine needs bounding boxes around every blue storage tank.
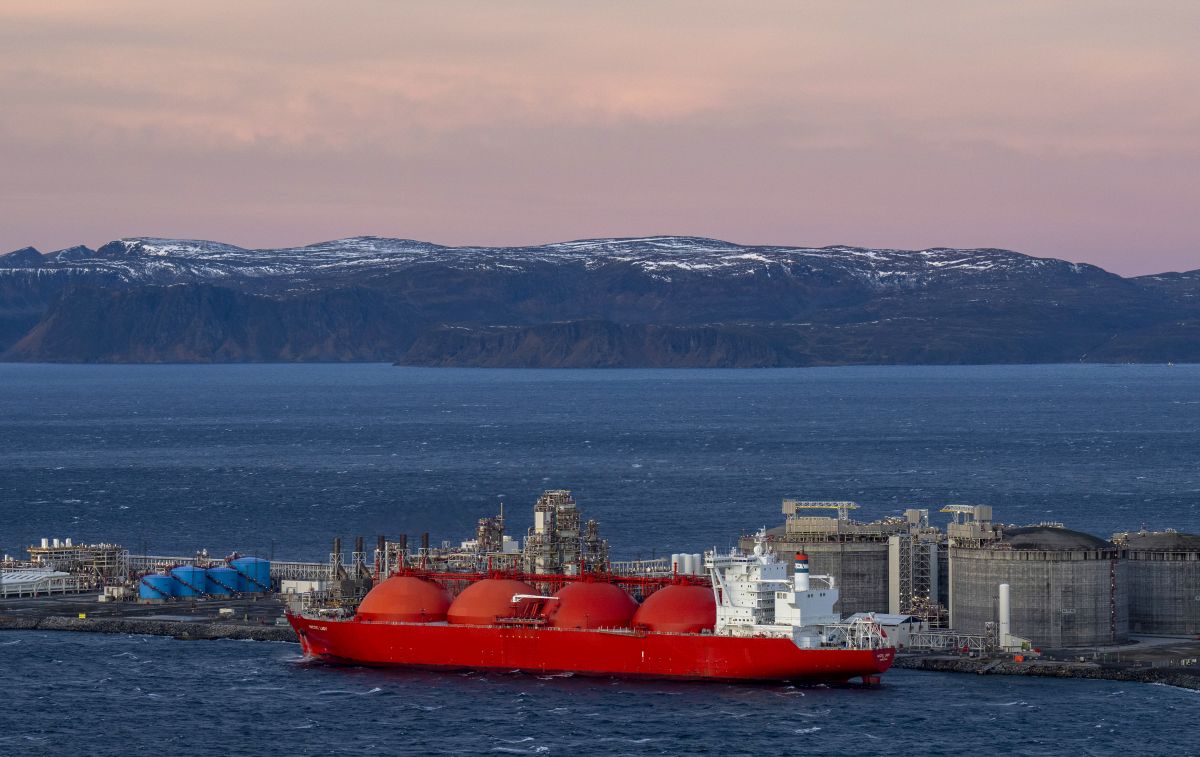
[170,565,207,597]
[230,557,270,593]
[205,566,240,595]
[139,574,175,601]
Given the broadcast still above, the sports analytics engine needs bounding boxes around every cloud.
[0,1,1197,274]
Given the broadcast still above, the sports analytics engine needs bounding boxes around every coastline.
[0,613,297,643]
[4,613,1196,691]
[894,653,1200,691]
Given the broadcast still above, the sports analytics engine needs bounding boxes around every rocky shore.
[895,654,1200,691]
[0,613,298,642]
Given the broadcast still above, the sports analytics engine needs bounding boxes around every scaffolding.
[888,510,946,624]
[27,542,128,579]
[523,490,607,575]
[782,500,860,522]
[908,623,997,654]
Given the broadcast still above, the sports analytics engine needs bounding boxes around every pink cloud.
[0,1,1197,275]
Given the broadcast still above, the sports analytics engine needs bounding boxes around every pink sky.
[1,1,1197,275]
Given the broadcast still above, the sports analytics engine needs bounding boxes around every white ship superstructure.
[707,529,888,650]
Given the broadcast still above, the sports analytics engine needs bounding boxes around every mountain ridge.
[1,236,1196,366]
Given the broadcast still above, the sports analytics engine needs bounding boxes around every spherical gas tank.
[631,584,715,633]
[204,566,240,595]
[447,579,536,625]
[547,581,638,630]
[357,576,451,622]
[170,566,207,597]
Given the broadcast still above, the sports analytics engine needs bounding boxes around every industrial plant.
[738,500,1198,651]
[2,491,1199,665]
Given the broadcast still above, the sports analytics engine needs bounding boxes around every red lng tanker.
[289,532,895,684]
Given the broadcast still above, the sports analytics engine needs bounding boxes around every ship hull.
[288,614,895,683]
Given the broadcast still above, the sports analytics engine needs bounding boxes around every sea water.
[1,364,1197,754]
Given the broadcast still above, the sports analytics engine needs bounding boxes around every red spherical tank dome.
[547,581,639,630]
[357,576,451,622]
[447,578,536,625]
[631,584,716,634]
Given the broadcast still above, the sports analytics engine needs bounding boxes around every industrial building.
[1114,530,1200,635]
[740,501,945,619]
[522,490,609,575]
[27,538,128,579]
[947,506,1127,648]
[10,492,1197,652]
[0,570,88,598]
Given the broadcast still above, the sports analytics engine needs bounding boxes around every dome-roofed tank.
[1120,530,1200,635]
[170,565,207,597]
[139,573,175,601]
[547,581,638,630]
[230,556,271,593]
[447,578,536,625]
[1000,526,1112,550]
[632,584,715,633]
[205,566,240,595]
[1122,530,1200,551]
[357,576,451,622]
[951,524,1127,647]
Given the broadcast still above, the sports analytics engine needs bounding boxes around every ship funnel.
[794,552,810,591]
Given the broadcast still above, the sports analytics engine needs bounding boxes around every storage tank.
[230,557,271,593]
[547,581,638,630]
[1120,531,1200,635]
[169,566,207,597]
[357,576,451,622]
[139,574,175,601]
[205,566,240,596]
[950,526,1127,648]
[632,584,715,633]
[447,578,536,625]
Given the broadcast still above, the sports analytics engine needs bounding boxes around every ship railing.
[609,558,672,576]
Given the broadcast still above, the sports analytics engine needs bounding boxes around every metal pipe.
[998,583,1011,648]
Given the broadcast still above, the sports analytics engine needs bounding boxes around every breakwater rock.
[895,654,1200,691]
[0,614,297,642]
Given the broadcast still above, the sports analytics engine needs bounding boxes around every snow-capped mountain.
[0,236,1195,366]
[1,235,1110,289]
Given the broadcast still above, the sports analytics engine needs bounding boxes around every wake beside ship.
[288,533,895,684]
